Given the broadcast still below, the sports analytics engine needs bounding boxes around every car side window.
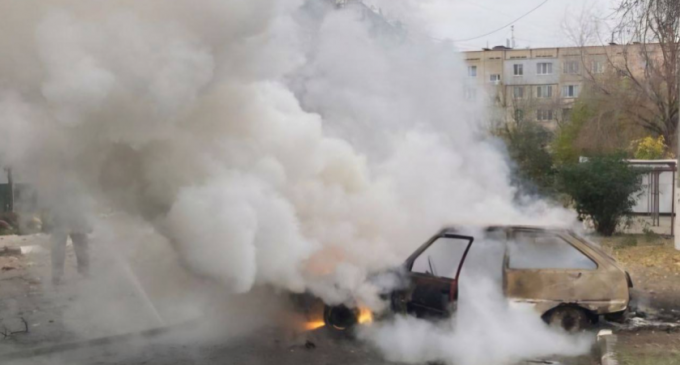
[411,236,470,279]
[508,232,597,270]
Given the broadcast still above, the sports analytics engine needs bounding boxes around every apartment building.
[463,44,656,129]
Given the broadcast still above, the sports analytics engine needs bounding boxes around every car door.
[400,232,474,318]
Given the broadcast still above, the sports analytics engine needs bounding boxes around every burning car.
[322,225,633,332]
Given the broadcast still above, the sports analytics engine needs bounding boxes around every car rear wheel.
[544,306,591,332]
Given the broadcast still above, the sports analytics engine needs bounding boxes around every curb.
[597,329,618,365]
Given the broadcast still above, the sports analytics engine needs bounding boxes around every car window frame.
[406,231,474,282]
[505,228,599,271]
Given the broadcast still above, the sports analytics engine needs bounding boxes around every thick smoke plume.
[0,0,583,363]
[359,234,594,365]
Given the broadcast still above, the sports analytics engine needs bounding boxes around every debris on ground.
[610,317,680,333]
[0,318,29,339]
[0,246,22,257]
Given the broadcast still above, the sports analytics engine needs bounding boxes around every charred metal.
[303,225,632,333]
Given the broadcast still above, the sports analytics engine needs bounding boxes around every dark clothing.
[51,231,90,283]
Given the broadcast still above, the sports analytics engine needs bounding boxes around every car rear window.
[568,231,617,264]
[508,231,597,270]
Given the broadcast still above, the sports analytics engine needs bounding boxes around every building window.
[536,109,554,121]
[490,74,501,82]
[537,62,553,75]
[562,84,579,98]
[513,86,524,99]
[592,61,604,74]
[515,109,524,122]
[512,63,524,76]
[563,61,580,74]
[464,87,477,100]
[536,85,553,98]
[562,108,572,121]
[468,65,477,77]
[513,64,523,76]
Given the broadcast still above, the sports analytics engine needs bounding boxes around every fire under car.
[322,225,633,332]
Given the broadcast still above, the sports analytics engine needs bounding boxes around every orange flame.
[303,307,373,331]
[304,321,326,331]
[358,307,373,324]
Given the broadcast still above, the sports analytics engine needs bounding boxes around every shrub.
[632,135,666,160]
[558,154,643,236]
[642,225,659,243]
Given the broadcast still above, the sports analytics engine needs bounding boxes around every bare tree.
[578,0,680,149]
[571,86,646,154]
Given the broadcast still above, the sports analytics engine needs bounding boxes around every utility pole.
[6,168,12,213]
[676,52,680,250]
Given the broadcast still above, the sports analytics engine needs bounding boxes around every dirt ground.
[601,236,680,313]
[1,232,679,364]
[598,234,680,365]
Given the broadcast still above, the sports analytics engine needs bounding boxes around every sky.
[365,0,621,51]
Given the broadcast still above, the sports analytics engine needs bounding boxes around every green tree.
[552,99,590,166]
[557,154,643,236]
[500,121,555,195]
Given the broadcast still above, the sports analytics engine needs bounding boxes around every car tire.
[544,306,591,332]
[323,305,358,338]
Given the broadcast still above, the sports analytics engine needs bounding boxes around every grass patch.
[643,227,660,243]
[589,234,680,273]
[618,351,680,365]
[620,235,638,248]
[613,245,680,273]
[598,234,670,250]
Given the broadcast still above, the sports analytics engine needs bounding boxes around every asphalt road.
[0,234,598,365]
[2,325,394,365]
[1,319,602,365]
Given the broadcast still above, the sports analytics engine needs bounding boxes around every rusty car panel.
[503,227,630,316]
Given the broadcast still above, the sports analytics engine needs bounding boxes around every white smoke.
[0,0,583,363]
[359,233,595,365]
[360,277,593,365]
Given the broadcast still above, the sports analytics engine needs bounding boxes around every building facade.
[463,44,656,129]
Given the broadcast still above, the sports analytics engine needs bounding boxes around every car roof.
[440,225,566,235]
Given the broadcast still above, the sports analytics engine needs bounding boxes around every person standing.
[43,185,93,285]
[50,224,90,285]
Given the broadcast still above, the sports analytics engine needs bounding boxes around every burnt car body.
[325,225,633,331]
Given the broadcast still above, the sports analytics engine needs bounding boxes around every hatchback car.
[323,225,633,332]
